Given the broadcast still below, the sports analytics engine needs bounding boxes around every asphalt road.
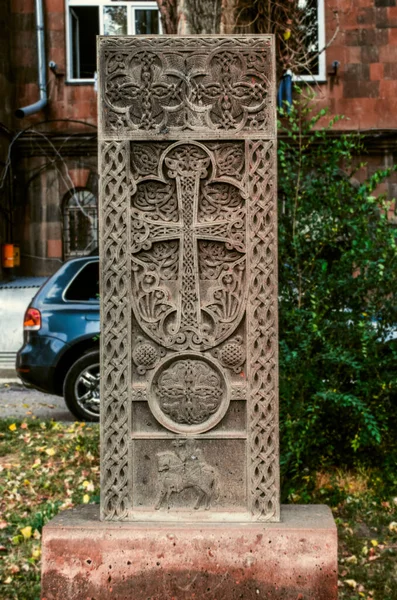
[0,382,75,422]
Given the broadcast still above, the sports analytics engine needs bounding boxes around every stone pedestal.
[41,505,338,600]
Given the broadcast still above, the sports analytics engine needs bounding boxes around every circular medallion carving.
[148,353,229,434]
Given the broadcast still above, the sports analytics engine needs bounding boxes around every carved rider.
[172,438,204,479]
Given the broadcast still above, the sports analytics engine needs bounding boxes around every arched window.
[63,189,98,259]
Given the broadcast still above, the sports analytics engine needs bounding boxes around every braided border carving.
[247,140,279,521]
[100,140,131,520]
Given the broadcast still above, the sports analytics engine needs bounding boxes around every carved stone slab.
[98,35,279,522]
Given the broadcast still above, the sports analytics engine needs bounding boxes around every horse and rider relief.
[155,438,219,511]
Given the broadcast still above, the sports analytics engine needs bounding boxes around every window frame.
[66,0,162,83]
[293,0,326,83]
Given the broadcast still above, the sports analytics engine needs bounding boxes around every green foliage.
[278,99,397,493]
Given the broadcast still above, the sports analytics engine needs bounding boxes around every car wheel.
[63,351,100,422]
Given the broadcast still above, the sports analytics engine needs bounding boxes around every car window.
[64,261,99,302]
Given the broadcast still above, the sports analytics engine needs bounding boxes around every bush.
[278,100,397,493]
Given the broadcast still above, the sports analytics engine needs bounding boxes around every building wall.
[10,0,397,132]
[320,0,397,130]
[4,0,397,278]
[12,0,97,132]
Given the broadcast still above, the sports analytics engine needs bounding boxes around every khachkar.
[98,35,279,522]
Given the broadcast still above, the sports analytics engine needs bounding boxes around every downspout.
[15,0,47,118]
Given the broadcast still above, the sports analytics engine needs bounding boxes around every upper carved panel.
[130,141,247,352]
[99,36,275,139]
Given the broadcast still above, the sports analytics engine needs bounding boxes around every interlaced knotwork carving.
[130,141,247,351]
[133,180,178,222]
[131,143,168,177]
[207,142,245,181]
[100,36,274,139]
[247,140,279,521]
[198,241,243,280]
[100,140,131,520]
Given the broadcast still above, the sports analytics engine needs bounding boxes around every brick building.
[0,0,396,278]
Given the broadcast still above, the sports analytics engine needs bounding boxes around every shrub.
[278,100,397,493]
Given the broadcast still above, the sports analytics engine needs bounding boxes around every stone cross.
[98,35,278,522]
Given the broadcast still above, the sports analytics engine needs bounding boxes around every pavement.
[0,380,75,422]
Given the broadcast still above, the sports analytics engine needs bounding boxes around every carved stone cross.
[131,142,246,351]
[99,35,279,522]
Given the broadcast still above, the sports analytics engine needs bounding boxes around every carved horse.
[155,450,219,510]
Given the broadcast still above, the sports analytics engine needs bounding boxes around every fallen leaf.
[346,555,358,564]
[345,579,357,589]
[389,521,397,533]
[20,526,32,540]
[45,448,56,457]
[20,423,28,430]
[82,480,95,492]
[10,565,20,574]
[4,576,12,584]
[8,423,17,432]
[83,494,90,504]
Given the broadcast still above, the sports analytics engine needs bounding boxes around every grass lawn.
[0,419,396,600]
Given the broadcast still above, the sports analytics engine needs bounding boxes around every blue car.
[16,257,100,421]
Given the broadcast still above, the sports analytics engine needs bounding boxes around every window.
[294,0,326,81]
[64,261,100,302]
[63,189,98,259]
[67,0,162,82]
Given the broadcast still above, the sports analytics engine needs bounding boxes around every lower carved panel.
[132,439,247,511]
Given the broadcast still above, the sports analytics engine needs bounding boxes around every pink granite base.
[41,505,338,600]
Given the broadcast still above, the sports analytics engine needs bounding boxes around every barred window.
[63,189,98,259]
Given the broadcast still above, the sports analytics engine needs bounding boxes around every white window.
[66,0,162,83]
[294,0,326,82]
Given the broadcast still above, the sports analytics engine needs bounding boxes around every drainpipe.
[15,0,47,118]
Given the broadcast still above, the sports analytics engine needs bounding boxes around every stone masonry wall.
[319,0,397,130]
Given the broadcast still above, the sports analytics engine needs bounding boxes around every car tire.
[63,351,100,422]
